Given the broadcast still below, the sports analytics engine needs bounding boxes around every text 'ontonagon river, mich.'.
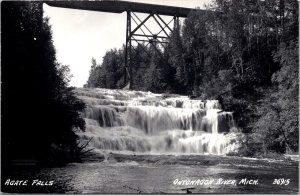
[75,88,236,155]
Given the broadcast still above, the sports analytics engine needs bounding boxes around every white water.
[75,88,235,155]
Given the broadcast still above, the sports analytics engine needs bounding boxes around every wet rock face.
[75,88,236,155]
[218,113,235,133]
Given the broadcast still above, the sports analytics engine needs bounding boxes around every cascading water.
[75,88,235,155]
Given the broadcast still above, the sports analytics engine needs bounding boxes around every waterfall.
[75,88,235,155]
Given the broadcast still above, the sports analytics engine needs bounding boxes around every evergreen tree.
[2,1,85,165]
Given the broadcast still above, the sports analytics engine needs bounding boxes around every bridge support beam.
[123,11,178,89]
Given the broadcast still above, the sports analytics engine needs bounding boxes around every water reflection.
[2,159,298,193]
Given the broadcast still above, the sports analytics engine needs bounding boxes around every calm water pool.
[2,154,299,193]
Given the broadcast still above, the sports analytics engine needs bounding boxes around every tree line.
[86,0,298,156]
[2,1,86,166]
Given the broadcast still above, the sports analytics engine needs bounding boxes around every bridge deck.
[45,0,199,17]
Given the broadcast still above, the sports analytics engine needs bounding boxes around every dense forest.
[2,1,85,166]
[86,0,298,156]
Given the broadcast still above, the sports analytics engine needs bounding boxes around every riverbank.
[82,150,299,168]
[2,152,298,193]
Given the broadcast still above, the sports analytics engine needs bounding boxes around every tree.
[2,1,85,165]
[255,39,299,153]
[86,49,125,89]
[86,58,103,88]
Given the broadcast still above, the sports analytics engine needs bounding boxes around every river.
[2,88,298,193]
[3,153,298,193]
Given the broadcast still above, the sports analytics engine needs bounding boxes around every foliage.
[86,49,124,89]
[2,1,85,165]
[254,39,299,153]
[85,0,298,155]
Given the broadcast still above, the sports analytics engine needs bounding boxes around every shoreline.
[82,151,299,168]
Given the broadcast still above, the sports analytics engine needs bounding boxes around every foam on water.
[75,88,235,155]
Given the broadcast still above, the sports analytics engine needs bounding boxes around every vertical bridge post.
[124,11,131,88]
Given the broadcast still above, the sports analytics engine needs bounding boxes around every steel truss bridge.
[46,1,204,88]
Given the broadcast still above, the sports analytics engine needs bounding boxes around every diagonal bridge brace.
[124,11,179,89]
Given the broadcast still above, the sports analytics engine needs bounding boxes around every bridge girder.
[45,1,199,17]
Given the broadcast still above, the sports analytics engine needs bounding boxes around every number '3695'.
[273,179,290,185]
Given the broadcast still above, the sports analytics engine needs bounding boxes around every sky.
[43,0,212,87]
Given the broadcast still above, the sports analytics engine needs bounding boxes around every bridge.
[45,1,202,88]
